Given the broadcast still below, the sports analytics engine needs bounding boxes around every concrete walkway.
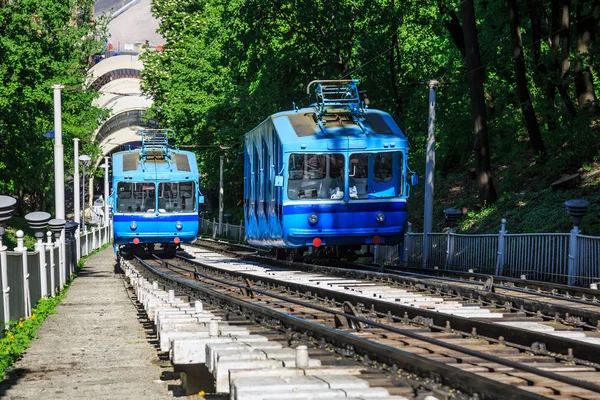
[0,247,174,399]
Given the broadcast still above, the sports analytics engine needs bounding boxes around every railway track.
[125,244,600,399]
[194,239,600,346]
[196,241,600,338]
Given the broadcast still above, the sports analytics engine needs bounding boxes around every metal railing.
[398,219,600,287]
[198,213,600,288]
[199,217,245,243]
[0,224,112,327]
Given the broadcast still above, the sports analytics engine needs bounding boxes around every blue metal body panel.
[243,83,413,249]
[110,131,201,249]
[112,214,198,245]
[280,200,407,247]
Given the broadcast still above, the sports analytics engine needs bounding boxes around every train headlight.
[376,212,386,223]
[130,222,137,231]
[308,214,319,225]
[176,221,183,231]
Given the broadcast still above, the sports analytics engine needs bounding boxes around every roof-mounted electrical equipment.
[306,79,369,136]
[140,129,173,161]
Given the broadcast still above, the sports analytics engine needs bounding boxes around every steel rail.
[194,240,600,326]
[179,252,600,363]
[310,263,600,329]
[385,264,600,298]
[381,266,600,308]
[131,256,548,400]
[137,256,600,396]
[195,237,600,300]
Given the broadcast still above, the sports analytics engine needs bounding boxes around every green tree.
[0,0,107,213]
[141,0,600,230]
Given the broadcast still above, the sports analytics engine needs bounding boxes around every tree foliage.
[141,0,600,218]
[0,0,107,213]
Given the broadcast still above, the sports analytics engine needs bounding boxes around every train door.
[258,138,268,236]
[272,131,283,226]
[246,138,260,239]
[243,139,250,229]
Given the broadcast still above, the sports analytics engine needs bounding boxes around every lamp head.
[564,199,589,227]
[79,154,91,167]
[48,218,66,239]
[25,211,51,240]
[443,208,462,229]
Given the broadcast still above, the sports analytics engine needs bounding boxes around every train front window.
[364,151,404,199]
[116,182,156,213]
[287,153,343,200]
[158,182,196,213]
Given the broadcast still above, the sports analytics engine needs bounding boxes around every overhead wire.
[338,1,594,88]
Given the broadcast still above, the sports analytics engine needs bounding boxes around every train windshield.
[287,153,344,200]
[350,151,403,199]
[158,182,196,213]
[286,151,404,201]
[116,182,156,213]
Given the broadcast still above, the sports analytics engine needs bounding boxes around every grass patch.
[407,140,600,236]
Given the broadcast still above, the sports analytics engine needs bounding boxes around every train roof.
[246,107,408,148]
[245,80,408,150]
[112,148,199,179]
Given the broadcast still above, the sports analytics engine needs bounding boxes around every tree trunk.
[574,4,597,113]
[461,0,498,206]
[560,0,570,78]
[389,32,401,117]
[530,0,556,130]
[436,0,465,58]
[438,0,498,119]
[549,0,577,117]
[507,0,546,156]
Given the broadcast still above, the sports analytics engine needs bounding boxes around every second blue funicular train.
[111,129,203,257]
[243,80,417,257]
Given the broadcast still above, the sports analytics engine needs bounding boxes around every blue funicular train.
[243,79,417,259]
[110,129,203,257]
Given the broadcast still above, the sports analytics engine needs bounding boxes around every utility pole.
[53,84,65,221]
[79,155,91,232]
[422,80,439,268]
[104,156,110,226]
[73,138,80,261]
[53,84,66,283]
[219,156,224,235]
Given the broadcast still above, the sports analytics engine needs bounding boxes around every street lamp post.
[219,155,224,235]
[53,84,65,221]
[73,138,81,261]
[52,84,67,285]
[79,155,91,232]
[103,157,109,227]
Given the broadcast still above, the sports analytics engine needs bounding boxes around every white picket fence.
[0,224,112,327]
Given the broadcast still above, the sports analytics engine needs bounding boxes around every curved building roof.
[88,54,157,164]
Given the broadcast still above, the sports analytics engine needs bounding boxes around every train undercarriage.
[117,242,181,260]
[274,245,371,263]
